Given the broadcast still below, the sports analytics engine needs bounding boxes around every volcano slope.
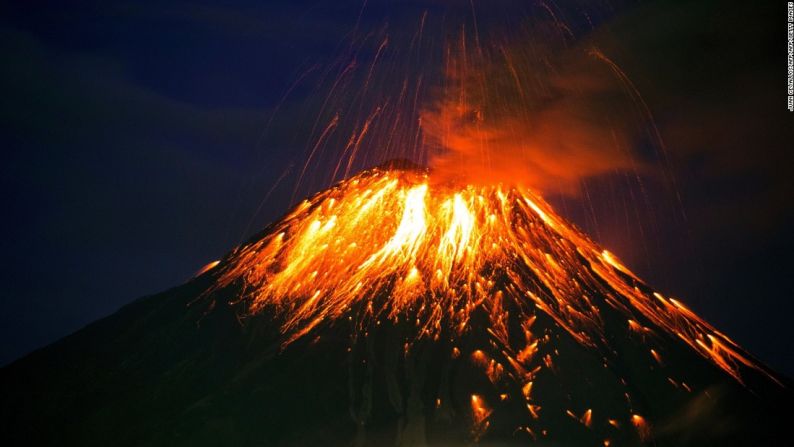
[1,165,791,447]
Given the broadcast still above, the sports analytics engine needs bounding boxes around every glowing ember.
[193,260,220,278]
[212,166,773,388]
[631,414,650,441]
[470,394,492,439]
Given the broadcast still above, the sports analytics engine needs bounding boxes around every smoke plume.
[422,33,645,195]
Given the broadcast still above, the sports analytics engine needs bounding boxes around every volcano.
[1,163,790,446]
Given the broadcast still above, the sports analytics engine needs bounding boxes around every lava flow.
[212,166,776,388]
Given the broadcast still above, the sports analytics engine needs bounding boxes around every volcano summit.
[1,164,790,446]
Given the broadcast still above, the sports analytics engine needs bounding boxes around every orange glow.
[471,394,489,417]
[521,381,533,400]
[581,409,593,428]
[420,45,640,195]
[527,403,541,419]
[193,260,220,278]
[470,394,492,439]
[631,414,651,441]
[516,340,538,364]
[471,350,489,367]
[486,360,504,383]
[627,319,647,334]
[211,167,776,386]
[650,349,663,366]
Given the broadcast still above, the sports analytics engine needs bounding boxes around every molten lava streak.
[213,166,775,391]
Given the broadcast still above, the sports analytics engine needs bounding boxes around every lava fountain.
[214,166,772,385]
[203,164,784,444]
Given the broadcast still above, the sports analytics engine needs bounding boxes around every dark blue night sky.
[2,0,792,376]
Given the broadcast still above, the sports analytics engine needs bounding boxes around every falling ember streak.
[650,349,663,366]
[211,167,778,386]
[521,381,533,400]
[471,349,489,367]
[581,409,593,428]
[193,260,220,278]
[470,394,492,439]
[631,414,651,442]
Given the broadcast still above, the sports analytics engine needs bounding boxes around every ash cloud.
[421,30,648,195]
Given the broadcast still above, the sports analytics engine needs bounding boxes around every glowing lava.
[212,166,773,389]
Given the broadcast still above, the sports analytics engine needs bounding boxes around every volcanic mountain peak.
[1,165,789,447]
[170,164,786,444]
[210,165,774,387]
